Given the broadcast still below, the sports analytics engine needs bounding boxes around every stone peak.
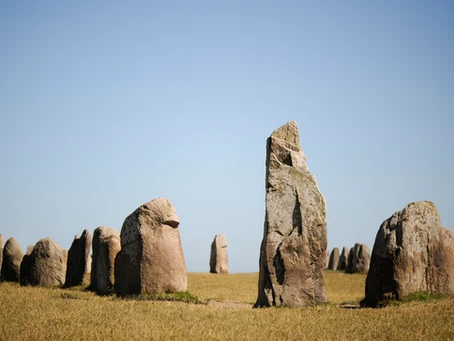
[270,120,300,145]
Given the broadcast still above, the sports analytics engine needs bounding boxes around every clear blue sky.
[1,1,453,272]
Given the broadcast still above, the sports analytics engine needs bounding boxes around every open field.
[1,271,454,340]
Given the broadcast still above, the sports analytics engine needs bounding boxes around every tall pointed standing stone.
[65,229,92,287]
[210,234,228,274]
[255,121,327,307]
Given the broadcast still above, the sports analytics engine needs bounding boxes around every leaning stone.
[65,229,92,287]
[346,243,370,274]
[1,237,23,282]
[328,247,340,270]
[90,226,120,294]
[29,238,67,286]
[210,234,229,274]
[115,198,187,296]
[337,246,349,271]
[255,121,327,307]
[362,201,454,307]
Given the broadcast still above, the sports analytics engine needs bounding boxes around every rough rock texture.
[1,237,23,282]
[362,201,454,307]
[90,227,120,294]
[20,245,34,286]
[255,121,328,308]
[337,246,349,271]
[210,234,229,274]
[115,198,187,296]
[0,234,3,271]
[65,229,92,287]
[346,243,370,274]
[328,247,340,270]
[29,238,67,286]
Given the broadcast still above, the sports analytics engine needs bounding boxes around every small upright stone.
[362,201,454,307]
[346,243,370,274]
[328,247,340,270]
[90,226,120,294]
[65,229,92,287]
[115,198,187,296]
[1,237,23,282]
[325,249,329,269]
[255,121,327,307]
[210,234,228,274]
[337,246,349,271]
[20,245,34,286]
[29,238,67,286]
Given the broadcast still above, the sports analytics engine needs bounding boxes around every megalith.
[337,246,349,271]
[0,234,4,270]
[210,234,228,274]
[115,198,187,296]
[328,247,340,270]
[29,238,67,286]
[255,121,327,307]
[20,245,34,286]
[90,226,120,294]
[346,243,370,274]
[1,237,23,282]
[362,201,454,307]
[65,229,92,287]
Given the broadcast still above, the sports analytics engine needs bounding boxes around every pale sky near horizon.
[1,1,453,272]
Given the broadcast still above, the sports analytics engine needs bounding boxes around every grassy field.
[1,271,453,340]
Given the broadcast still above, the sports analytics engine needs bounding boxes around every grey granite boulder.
[90,226,120,294]
[346,243,370,274]
[328,247,339,270]
[115,198,187,296]
[362,201,454,307]
[29,238,67,286]
[1,237,23,282]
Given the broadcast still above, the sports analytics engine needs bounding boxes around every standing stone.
[362,201,454,307]
[346,243,370,274]
[0,234,3,271]
[115,198,187,296]
[65,229,92,287]
[210,234,229,274]
[325,249,329,269]
[20,245,34,286]
[90,226,120,294]
[0,233,5,271]
[337,246,349,271]
[328,247,340,270]
[86,254,92,274]
[29,238,67,286]
[1,237,23,282]
[255,121,328,308]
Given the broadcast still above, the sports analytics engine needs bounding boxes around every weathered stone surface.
[65,229,92,287]
[210,234,228,274]
[362,201,454,307]
[325,249,329,269]
[115,198,187,296]
[1,237,23,282]
[328,247,340,270]
[337,246,349,271]
[29,238,67,286]
[346,243,370,274]
[0,234,3,271]
[255,121,327,308]
[90,226,120,294]
[20,245,34,286]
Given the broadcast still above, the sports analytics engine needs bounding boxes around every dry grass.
[1,272,453,340]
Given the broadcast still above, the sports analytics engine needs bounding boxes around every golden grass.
[1,272,453,340]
